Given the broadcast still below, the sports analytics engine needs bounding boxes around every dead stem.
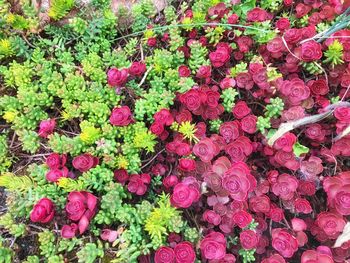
[141,148,165,170]
[9,133,16,148]
[268,101,350,146]
[138,65,153,88]
[140,43,144,61]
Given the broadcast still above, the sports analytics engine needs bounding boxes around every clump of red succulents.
[144,1,350,260]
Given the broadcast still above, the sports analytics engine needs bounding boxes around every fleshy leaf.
[293,142,309,157]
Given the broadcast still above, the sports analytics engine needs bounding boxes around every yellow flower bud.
[3,111,16,123]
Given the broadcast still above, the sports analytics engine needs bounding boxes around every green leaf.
[233,0,256,19]
[293,142,309,157]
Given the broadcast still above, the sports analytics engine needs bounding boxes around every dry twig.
[268,102,350,146]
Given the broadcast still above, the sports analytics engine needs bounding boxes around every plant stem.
[113,23,270,41]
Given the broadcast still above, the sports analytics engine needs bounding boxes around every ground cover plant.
[1,0,350,262]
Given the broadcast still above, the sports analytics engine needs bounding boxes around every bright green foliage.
[136,0,157,18]
[179,77,197,93]
[0,39,14,58]
[188,41,210,72]
[6,14,29,30]
[183,227,200,243]
[266,97,284,118]
[301,61,323,75]
[256,117,271,134]
[99,122,157,172]
[134,88,173,121]
[257,97,284,134]
[293,142,310,157]
[79,166,114,192]
[35,231,81,262]
[57,237,83,253]
[191,0,220,23]
[95,187,186,260]
[93,183,151,261]
[316,22,330,33]
[150,49,183,74]
[232,0,256,19]
[331,96,340,104]
[77,242,104,263]
[113,239,152,263]
[94,182,130,225]
[132,14,150,33]
[209,119,223,133]
[79,121,101,145]
[81,52,108,84]
[47,255,64,263]
[298,15,310,27]
[145,194,183,248]
[70,17,88,34]
[4,164,67,217]
[324,40,344,66]
[244,21,277,44]
[124,38,139,57]
[0,213,26,237]
[48,0,75,20]
[48,134,84,156]
[4,1,38,31]
[260,0,282,11]
[169,22,185,51]
[0,173,33,192]
[17,130,40,154]
[23,255,40,263]
[132,126,157,153]
[164,6,177,23]
[134,49,186,121]
[57,177,86,192]
[205,26,225,44]
[181,17,194,31]
[239,248,256,263]
[267,66,283,81]
[131,0,155,33]
[246,219,259,230]
[38,231,57,258]
[221,88,239,112]
[0,0,10,16]
[230,62,248,77]
[2,61,33,88]
[0,238,13,263]
[177,121,199,142]
[0,134,12,172]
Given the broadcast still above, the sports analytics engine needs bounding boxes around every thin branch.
[332,85,350,142]
[10,237,16,248]
[268,102,350,146]
[314,62,328,85]
[333,125,350,142]
[21,34,36,48]
[138,65,153,88]
[281,36,301,61]
[113,23,270,41]
[141,148,165,170]
[140,43,144,61]
[9,133,16,148]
